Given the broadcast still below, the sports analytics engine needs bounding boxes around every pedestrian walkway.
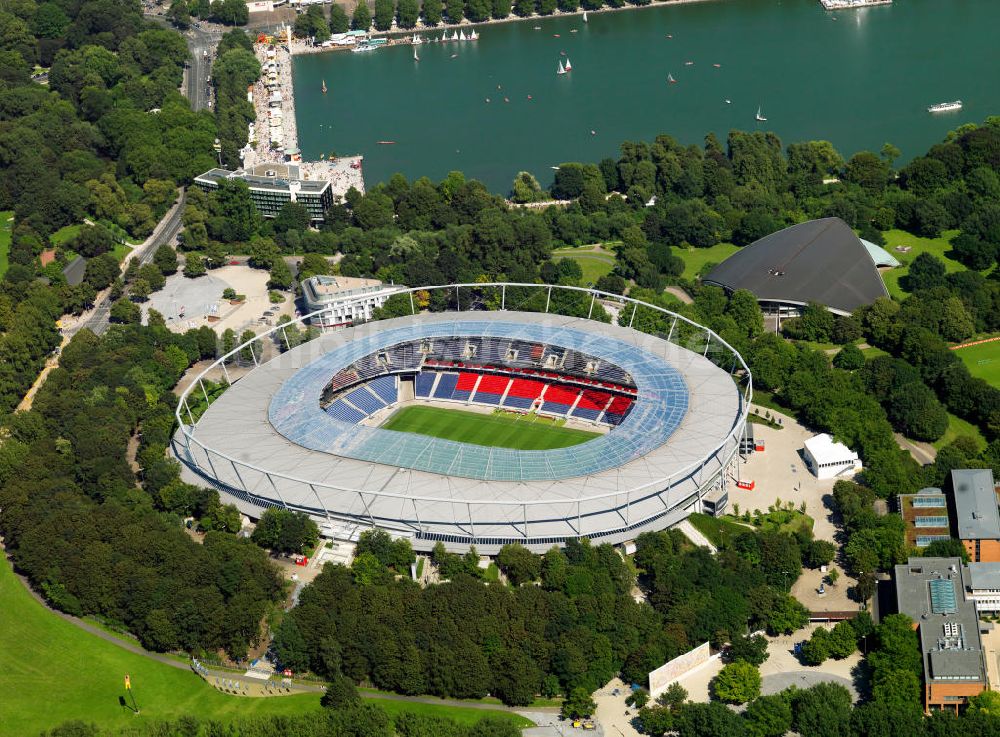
[676,518,717,553]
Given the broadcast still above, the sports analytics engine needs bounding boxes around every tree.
[373,0,394,30]
[833,343,865,371]
[803,539,836,568]
[153,244,178,275]
[904,252,947,292]
[922,538,969,561]
[109,298,141,323]
[352,1,372,29]
[792,683,852,737]
[672,702,746,737]
[844,151,889,193]
[330,4,350,33]
[827,620,858,659]
[269,259,294,290]
[496,543,541,585]
[444,0,463,22]
[744,693,792,737]
[560,687,596,719]
[321,675,361,709]
[421,0,443,24]
[799,627,830,666]
[183,253,206,278]
[397,0,419,27]
[711,660,761,704]
[726,289,764,339]
[727,634,769,666]
[73,224,116,258]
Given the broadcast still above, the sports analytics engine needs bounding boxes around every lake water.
[292,0,1000,193]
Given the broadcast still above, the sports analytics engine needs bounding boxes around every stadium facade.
[173,284,751,553]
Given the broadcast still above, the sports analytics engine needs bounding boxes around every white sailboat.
[583,10,588,22]
[469,30,478,40]
[667,73,676,84]
[557,59,566,75]
[564,58,572,71]
[459,30,466,41]
[755,105,767,122]
[413,46,419,61]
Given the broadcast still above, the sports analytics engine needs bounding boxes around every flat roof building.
[898,487,951,549]
[194,164,333,222]
[967,562,1000,613]
[802,433,861,479]
[950,469,1000,562]
[704,218,889,316]
[894,557,988,712]
[302,275,407,328]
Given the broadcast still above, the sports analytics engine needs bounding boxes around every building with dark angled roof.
[703,217,889,315]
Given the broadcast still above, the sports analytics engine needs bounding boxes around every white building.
[967,563,1000,613]
[302,275,407,328]
[802,433,862,479]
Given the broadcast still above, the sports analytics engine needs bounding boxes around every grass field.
[0,557,528,736]
[880,229,965,300]
[551,245,616,286]
[0,211,12,278]
[675,242,741,280]
[381,405,599,450]
[932,412,987,452]
[955,339,1000,388]
[49,222,82,248]
[686,513,751,549]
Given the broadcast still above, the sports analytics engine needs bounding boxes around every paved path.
[676,519,717,553]
[664,286,693,304]
[893,432,936,465]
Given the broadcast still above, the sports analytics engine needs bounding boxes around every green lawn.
[0,210,12,277]
[0,556,529,736]
[551,246,616,286]
[675,242,740,280]
[49,222,82,247]
[932,412,987,452]
[880,229,965,300]
[381,405,599,450]
[686,513,751,549]
[955,339,1000,388]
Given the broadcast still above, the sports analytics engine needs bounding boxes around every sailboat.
[564,58,572,72]
[413,46,419,62]
[667,73,676,84]
[756,105,767,122]
[469,30,478,41]
[321,79,327,93]
[459,30,466,41]
[557,60,566,75]
[583,10,588,22]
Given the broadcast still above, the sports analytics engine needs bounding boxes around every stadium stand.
[453,372,478,401]
[541,384,580,416]
[473,374,511,405]
[571,389,612,421]
[368,376,397,405]
[344,386,385,415]
[503,378,546,409]
[325,400,365,424]
[414,372,436,398]
[433,373,460,400]
[604,396,634,425]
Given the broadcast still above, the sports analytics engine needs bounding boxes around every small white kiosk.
[803,433,862,479]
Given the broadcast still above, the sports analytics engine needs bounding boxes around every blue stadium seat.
[415,372,436,398]
[345,387,385,415]
[368,376,397,405]
[325,400,365,424]
[502,396,535,410]
[433,373,459,400]
[571,406,602,421]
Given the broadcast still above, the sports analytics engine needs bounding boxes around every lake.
[292,0,1000,193]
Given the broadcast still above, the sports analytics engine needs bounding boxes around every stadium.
[174,284,752,553]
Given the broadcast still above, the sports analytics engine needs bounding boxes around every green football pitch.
[956,340,1000,388]
[381,405,600,450]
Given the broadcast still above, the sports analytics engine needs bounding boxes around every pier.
[819,0,892,9]
[246,31,365,199]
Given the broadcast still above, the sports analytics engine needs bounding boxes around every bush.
[269,291,285,303]
[711,660,761,704]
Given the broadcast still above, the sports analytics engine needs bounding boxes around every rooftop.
[194,167,330,194]
[968,562,1000,591]
[703,217,889,314]
[951,469,1000,540]
[803,433,859,465]
[894,557,986,684]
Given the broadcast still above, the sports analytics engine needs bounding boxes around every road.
[70,19,219,337]
[69,189,187,337]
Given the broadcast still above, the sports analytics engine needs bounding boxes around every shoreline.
[289,0,725,56]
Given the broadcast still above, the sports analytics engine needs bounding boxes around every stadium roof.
[703,218,889,314]
[861,238,902,268]
[268,320,689,482]
[185,312,744,544]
